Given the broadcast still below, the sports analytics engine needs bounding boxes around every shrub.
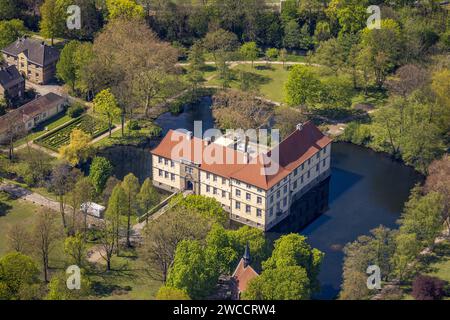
[67,104,85,118]
[169,100,183,115]
[411,275,446,300]
[148,124,162,138]
[127,120,140,131]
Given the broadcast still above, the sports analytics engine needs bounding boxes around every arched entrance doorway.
[186,180,194,191]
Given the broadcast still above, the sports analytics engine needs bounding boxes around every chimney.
[296,123,303,131]
[245,136,249,153]
[186,131,193,140]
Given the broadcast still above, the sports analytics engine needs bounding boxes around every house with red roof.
[151,121,332,231]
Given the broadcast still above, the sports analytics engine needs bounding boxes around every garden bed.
[35,115,110,151]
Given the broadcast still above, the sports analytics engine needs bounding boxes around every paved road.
[0,183,60,211]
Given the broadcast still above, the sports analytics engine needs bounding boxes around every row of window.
[206,172,227,185]
[268,196,288,218]
[157,157,175,168]
[293,150,327,176]
[235,201,262,217]
[158,169,175,181]
[233,180,263,193]
[235,189,263,204]
[205,185,228,199]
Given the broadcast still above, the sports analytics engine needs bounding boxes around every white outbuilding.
[80,202,106,218]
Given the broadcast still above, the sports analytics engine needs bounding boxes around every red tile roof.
[232,258,259,293]
[151,121,332,190]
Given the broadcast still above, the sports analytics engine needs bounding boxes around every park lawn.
[0,196,68,270]
[0,198,38,256]
[14,113,74,147]
[90,248,162,300]
[207,64,291,103]
[426,240,450,282]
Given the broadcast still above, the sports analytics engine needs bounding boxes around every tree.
[87,19,179,120]
[274,107,307,139]
[285,65,322,108]
[283,19,300,49]
[243,266,311,300]
[326,0,368,36]
[385,64,427,98]
[93,89,121,137]
[137,177,160,215]
[70,177,94,240]
[32,208,61,282]
[98,219,116,271]
[177,194,229,226]
[106,0,145,20]
[203,29,238,65]
[0,0,19,20]
[39,0,66,45]
[0,252,41,300]
[411,275,446,300]
[313,38,346,75]
[57,41,80,93]
[7,223,31,254]
[240,42,259,68]
[46,270,91,300]
[89,157,113,194]
[59,129,92,165]
[279,48,288,69]
[140,207,213,282]
[360,19,403,87]
[425,155,450,231]
[186,41,205,93]
[0,19,27,48]
[314,21,331,43]
[50,163,79,231]
[105,183,127,254]
[1,111,26,160]
[166,239,220,299]
[399,190,444,248]
[340,226,396,300]
[156,286,190,300]
[64,233,87,267]
[212,90,272,130]
[122,173,140,247]
[265,48,278,63]
[391,232,421,282]
[263,234,324,292]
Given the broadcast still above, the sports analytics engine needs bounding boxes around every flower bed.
[35,115,110,151]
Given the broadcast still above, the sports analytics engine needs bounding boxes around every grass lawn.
[90,248,162,300]
[0,198,38,256]
[207,64,291,102]
[206,63,388,110]
[0,196,67,270]
[425,240,450,282]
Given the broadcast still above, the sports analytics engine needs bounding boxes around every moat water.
[101,98,422,299]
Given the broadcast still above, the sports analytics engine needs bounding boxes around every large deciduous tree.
[39,0,66,45]
[32,208,61,283]
[93,89,121,137]
[122,173,140,247]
